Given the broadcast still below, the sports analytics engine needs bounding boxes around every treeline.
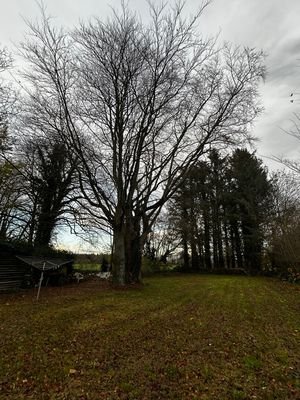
[0,4,299,284]
[0,2,267,285]
[169,148,272,273]
[146,149,300,280]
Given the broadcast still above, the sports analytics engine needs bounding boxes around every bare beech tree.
[20,2,265,284]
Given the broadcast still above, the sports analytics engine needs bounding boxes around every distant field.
[73,263,101,272]
[0,275,299,399]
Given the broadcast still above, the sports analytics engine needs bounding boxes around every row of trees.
[0,2,270,284]
[146,153,300,279]
[167,148,272,273]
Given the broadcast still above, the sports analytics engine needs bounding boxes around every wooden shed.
[0,243,73,292]
[0,244,30,292]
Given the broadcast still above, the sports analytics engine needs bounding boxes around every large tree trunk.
[34,213,56,248]
[34,192,59,248]
[112,226,126,285]
[125,216,142,283]
[112,213,146,285]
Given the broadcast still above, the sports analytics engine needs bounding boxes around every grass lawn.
[0,275,299,400]
[73,263,101,272]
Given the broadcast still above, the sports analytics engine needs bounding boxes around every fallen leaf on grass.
[69,369,77,375]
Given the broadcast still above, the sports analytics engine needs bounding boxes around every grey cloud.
[1,0,300,170]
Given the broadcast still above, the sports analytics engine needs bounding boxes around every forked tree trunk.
[112,215,145,285]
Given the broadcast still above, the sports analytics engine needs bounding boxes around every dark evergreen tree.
[229,149,273,272]
[167,148,273,274]
[28,138,77,248]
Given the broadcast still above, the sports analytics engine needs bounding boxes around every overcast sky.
[1,0,300,251]
[1,0,300,168]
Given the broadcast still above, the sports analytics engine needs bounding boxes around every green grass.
[73,263,101,272]
[0,275,299,399]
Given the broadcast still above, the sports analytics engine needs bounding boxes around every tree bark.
[125,216,142,283]
[232,220,243,268]
[34,212,56,248]
[112,226,126,286]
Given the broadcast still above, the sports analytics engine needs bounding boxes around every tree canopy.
[18,2,265,284]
